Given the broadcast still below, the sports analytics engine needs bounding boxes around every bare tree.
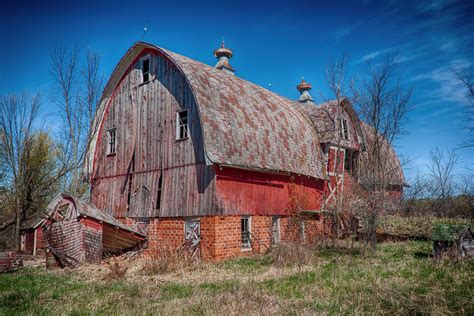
[0,93,69,249]
[453,66,473,147]
[352,54,414,254]
[50,46,103,197]
[321,54,352,246]
[402,171,428,216]
[425,147,460,216]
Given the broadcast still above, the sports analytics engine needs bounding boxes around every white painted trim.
[328,146,346,176]
[241,216,252,250]
[20,233,26,251]
[176,109,189,141]
[33,228,37,256]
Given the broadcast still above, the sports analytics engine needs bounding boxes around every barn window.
[300,219,306,241]
[107,128,116,155]
[141,56,150,83]
[339,119,349,140]
[176,110,189,140]
[156,170,163,210]
[271,216,280,246]
[241,216,251,249]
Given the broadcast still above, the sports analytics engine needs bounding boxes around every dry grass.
[141,245,198,275]
[1,240,472,315]
[270,243,316,269]
[104,258,128,281]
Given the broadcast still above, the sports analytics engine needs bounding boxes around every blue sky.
[1,0,473,181]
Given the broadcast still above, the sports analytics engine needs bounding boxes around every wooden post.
[33,228,37,256]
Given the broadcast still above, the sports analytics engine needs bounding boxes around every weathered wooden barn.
[82,41,406,260]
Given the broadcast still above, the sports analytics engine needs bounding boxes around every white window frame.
[107,127,117,155]
[328,146,345,176]
[300,219,306,241]
[339,118,349,140]
[140,55,151,83]
[241,216,252,250]
[176,109,189,140]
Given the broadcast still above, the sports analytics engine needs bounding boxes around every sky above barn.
[0,0,472,181]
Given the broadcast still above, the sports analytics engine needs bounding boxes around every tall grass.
[0,241,472,314]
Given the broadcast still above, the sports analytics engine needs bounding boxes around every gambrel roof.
[302,98,365,149]
[86,42,326,180]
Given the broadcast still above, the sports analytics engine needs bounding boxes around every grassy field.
[1,241,472,315]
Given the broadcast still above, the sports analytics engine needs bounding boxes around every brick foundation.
[136,214,325,261]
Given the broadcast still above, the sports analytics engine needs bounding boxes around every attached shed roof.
[45,193,145,237]
[86,42,326,180]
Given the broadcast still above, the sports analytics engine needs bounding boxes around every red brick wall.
[144,215,324,261]
[80,218,103,263]
[146,218,185,252]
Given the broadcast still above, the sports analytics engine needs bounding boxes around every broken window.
[241,216,251,248]
[300,219,306,241]
[141,56,150,83]
[176,110,189,140]
[344,151,358,176]
[339,119,349,140]
[271,216,280,246]
[107,128,116,155]
[156,170,163,210]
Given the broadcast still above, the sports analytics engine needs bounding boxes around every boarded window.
[142,57,150,83]
[184,220,200,242]
[241,216,251,248]
[176,110,189,140]
[107,128,116,155]
[271,216,280,246]
[300,219,306,241]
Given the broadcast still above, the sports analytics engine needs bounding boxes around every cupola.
[296,78,314,103]
[214,41,235,75]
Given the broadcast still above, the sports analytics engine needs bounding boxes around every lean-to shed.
[43,193,145,267]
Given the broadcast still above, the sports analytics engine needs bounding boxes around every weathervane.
[141,20,149,41]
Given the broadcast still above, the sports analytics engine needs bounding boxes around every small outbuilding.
[20,216,47,256]
[43,193,145,268]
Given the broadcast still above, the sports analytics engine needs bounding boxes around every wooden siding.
[215,167,325,216]
[91,50,217,218]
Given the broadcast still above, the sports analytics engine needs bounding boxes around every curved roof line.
[45,193,145,235]
[86,41,326,180]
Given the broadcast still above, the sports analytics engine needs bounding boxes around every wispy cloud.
[333,21,363,43]
[411,59,472,105]
[360,47,393,62]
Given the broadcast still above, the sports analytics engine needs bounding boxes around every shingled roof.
[86,42,326,180]
[85,41,405,185]
[359,123,408,187]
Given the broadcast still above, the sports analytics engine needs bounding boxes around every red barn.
[83,41,406,260]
